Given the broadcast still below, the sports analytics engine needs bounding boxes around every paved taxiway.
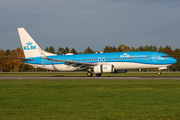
[0,76,180,80]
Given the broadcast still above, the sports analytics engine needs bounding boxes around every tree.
[136,45,157,51]
[6,48,25,72]
[57,47,64,55]
[84,46,94,53]
[117,44,131,52]
[162,46,174,57]
[45,46,55,53]
[171,49,180,71]
[5,49,11,56]
[57,47,74,55]
[70,48,77,54]
[136,46,144,51]
[64,47,70,54]
[158,46,174,56]
[0,49,6,72]
[158,46,164,52]
[131,47,136,51]
[143,45,157,51]
[103,46,117,53]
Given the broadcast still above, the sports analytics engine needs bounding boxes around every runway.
[0,76,180,80]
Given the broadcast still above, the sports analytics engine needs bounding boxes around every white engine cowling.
[94,64,115,73]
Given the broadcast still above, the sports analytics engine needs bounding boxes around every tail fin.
[18,28,56,58]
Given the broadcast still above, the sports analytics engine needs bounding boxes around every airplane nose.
[171,58,177,64]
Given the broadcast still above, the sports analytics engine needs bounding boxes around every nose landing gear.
[158,67,167,75]
[158,71,161,75]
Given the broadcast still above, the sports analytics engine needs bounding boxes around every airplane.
[11,28,177,77]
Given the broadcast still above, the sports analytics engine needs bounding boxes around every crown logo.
[26,42,33,46]
[103,66,107,69]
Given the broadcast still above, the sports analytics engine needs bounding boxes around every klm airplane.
[15,28,177,77]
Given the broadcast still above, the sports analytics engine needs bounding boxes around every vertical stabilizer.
[18,28,56,58]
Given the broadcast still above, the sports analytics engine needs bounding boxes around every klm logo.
[24,42,36,50]
[120,53,130,58]
[103,66,107,69]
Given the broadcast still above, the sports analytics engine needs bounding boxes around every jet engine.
[94,64,115,73]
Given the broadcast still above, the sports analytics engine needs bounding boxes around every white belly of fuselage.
[27,63,76,71]
[27,62,170,71]
[111,62,170,69]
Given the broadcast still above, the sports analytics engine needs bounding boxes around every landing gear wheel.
[87,71,93,77]
[96,73,102,77]
[158,71,161,75]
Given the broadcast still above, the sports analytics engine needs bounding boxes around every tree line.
[0,44,180,72]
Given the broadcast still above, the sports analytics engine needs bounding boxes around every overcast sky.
[1,0,180,52]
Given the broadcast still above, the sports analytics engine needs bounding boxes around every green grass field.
[0,80,180,120]
[0,72,180,77]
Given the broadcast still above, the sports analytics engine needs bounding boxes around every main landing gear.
[87,71,102,77]
[87,71,93,77]
[96,73,102,77]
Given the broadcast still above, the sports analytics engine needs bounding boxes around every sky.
[1,0,180,52]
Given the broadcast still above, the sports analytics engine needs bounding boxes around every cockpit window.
[162,55,170,58]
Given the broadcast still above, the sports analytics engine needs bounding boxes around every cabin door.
[152,54,157,62]
[42,59,45,67]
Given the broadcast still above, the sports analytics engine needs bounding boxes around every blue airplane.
[14,28,177,77]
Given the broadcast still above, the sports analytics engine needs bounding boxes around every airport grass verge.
[0,80,180,120]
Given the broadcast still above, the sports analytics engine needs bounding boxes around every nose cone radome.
[170,57,177,64]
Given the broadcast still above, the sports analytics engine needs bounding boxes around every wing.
[38,49,97,70]
[47,58,97,70]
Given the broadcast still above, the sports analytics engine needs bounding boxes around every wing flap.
[49,58,97,66]
[46,58,97,69]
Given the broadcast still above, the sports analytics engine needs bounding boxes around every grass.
[0,80,180,120]
[0,72,180,77]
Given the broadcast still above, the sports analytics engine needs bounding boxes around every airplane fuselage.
[24,51,176,71]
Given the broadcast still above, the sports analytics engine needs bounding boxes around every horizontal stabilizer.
[5,56,34,61]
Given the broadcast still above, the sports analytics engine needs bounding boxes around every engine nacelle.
[94,64,115,73]
[94,65,102,73]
